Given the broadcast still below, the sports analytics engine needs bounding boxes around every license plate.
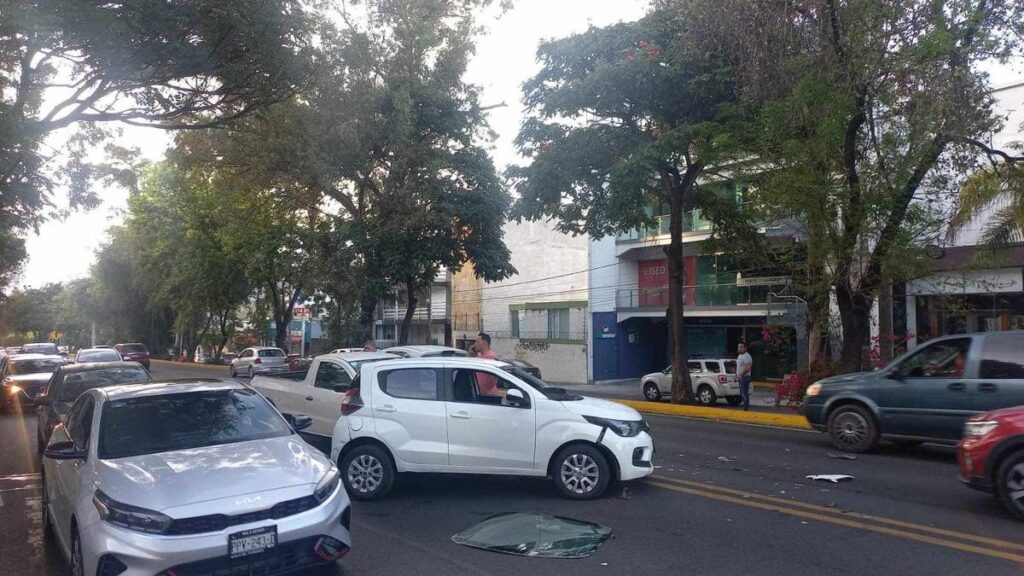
[229,525,277,559]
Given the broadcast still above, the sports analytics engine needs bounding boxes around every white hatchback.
[42,381,351,576]
[331,358,654,500]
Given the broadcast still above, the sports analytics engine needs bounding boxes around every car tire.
[827,404,879,453]
[41,471,53,537]
[696,384,717,406]
[552,444,611,500]
[229,366,236,377]
[341,445,395,501]
[643,381,662,402]
[726,396,741,406]
[248,366,254,379]
[995,450,1024,520]
[70,525,84,576]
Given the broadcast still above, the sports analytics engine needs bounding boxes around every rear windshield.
[10,358,63,375]
[258,349,286,358]
[348,357,392,372]
[722,361,736,374]
[98,389,291,459]
[77,350,122,363]
[21,343,59,355]
[119,344,148,354]
[55,367,151,402]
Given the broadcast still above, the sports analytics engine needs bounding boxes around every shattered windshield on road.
[451,513,612,559]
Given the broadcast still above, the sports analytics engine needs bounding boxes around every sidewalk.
[557,379,788,413]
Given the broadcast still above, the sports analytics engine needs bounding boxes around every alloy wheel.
[699,388,713,404]
[348,454,384,494]
[833,411,868,447]
[560,453,600,495]
[70,531,83,576]
[643,383,660,401]
[1005,463,1024,514]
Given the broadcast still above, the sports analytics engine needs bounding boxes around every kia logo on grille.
[236,495,262,506]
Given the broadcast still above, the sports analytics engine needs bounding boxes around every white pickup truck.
[250,351,398,437]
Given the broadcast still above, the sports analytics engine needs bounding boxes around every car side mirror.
[34,393,49,406]
[44,441,86,460]
[282,413,313,432]
[505,389,529,408]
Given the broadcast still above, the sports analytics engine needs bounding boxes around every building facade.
[372,269,451,348]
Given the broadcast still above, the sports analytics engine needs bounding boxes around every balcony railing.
[616,211,712,242]
[616,282,790,309]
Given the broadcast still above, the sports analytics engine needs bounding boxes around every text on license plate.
[229,526,277,559]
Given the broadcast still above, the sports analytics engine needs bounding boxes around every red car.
[114,342,151,369]
[958,406,1024,520]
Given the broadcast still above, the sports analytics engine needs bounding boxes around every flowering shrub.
[775,359,837,409]
[868,332,915,369]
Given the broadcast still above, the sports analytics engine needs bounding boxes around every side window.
[980,334,1024,379]
[897,338,971,378]
[451,369,527,406]
[314,362,351,390]
[709,361,723,374]
[687,361,702,374]
[380,369,439,400]
[67,396,95,449]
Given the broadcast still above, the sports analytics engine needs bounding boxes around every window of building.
[510,310,520,338]
[547,308,570,340]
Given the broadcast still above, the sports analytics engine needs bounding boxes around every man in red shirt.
[473,332,500,395]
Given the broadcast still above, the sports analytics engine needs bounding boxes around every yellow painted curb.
[617,399,812,430]
[150,359,227,371]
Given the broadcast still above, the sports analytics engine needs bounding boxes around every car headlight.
[314,466,341,503]
[805,382,822,397]
[93,489,173,534]
[963,420,998,439]
[583,416,648,437]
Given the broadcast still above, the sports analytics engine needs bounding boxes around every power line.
[450,262,620,294]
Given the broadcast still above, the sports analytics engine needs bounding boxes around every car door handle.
[979,383,998,393]
[948,383,966,392]
[450,411,471,419]
[377,405,396,413]
[305,396,314,401]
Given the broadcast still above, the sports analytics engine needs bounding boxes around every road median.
[617,399,812,430]
[151,359,227,371]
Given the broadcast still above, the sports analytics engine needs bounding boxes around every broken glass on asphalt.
[451,512,613,558]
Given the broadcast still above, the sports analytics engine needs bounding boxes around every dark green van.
[802,331,1024,452]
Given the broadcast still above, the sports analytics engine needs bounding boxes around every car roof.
[78,348,119,353]
[384,345,467,356]
[99,379,245,400]
[249,346,284,351]
[9,353,62,361]
[366,356,513,370]
[60,361,143,373]
[321,351,399,361]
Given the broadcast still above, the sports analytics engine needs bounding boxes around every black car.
[34,361,151,452]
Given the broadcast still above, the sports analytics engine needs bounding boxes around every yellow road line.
[618,399,812,429]
[652,475,1024,552]
[648,479,1024,563]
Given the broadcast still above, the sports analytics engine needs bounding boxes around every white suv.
[331,358,654,500]
[642,359,740,405]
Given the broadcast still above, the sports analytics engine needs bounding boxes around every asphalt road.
[1,362,1022,575]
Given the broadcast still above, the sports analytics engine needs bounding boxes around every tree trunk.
[359,292,378,343]
[836,283,872,374]
[399,278,418,346]
[665,168,699,404]
[877,280,894,363]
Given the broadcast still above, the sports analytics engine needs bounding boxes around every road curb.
[617,399,812,430]
[151,359,227,371]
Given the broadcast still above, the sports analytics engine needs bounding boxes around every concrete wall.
[451,262,482,345]
[492,337,589,384]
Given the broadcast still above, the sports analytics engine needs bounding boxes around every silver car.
[74,348,122,364]
[41,380,352,576]
[230,346,289,378]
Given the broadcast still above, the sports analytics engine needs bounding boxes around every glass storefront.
[915,292,1024,342]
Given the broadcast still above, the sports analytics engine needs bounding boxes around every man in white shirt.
[736,341,753,411]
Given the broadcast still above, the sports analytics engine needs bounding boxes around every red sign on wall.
[638,259,668,306]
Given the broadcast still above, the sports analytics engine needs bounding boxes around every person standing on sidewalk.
[736,341,754,411]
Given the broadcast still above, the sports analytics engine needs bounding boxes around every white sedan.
[42,380,351,576]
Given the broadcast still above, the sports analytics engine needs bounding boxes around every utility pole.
[91,321,96,347]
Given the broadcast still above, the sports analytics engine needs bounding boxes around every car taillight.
[719,375,728,384]
[254,358,262,364]
[341,388,363,415]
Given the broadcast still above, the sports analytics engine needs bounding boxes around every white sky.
[17,0,1024,288]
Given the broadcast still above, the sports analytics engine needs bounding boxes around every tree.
[508,5,739,403]
[690,0,1024,372]
[0,0,314,292]
[950,151,1024,247]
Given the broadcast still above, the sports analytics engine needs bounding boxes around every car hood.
[95,435,332,513]
[641,371,666,381]
[561,396,644,421]
[817,370,887,391]
[6,373,53,384]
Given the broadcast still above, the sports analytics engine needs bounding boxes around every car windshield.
[98,388,291,459]
[501,366,582,401]
[77,350,121,363]
[55,367,151,402]
[21,344,58,355]
[120,344,147,354]
[10,358,63,375]
[258,349,285,358]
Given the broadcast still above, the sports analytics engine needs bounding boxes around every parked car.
[958,406,1024,520]
[641,358,740,405]
[35,361,151,453]
[1,354,65,413]
[21,342,60,356]
[328,347,367,354]
[384,345,468,358]
[330,357,654,501]
[803,331,1024,452]
[74,347,123,364]
[252,352,399,436]
[230,346,289,378]
[41,380,351,576]
[114,343,151,369]
[57,345,69,358]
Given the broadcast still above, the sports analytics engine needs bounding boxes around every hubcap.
[560,453,599,494]
[1006,463,1024,512]
[700,389,712,403]
[834,411,868,447]
[645,384,658,399]
[348,454,384,493]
